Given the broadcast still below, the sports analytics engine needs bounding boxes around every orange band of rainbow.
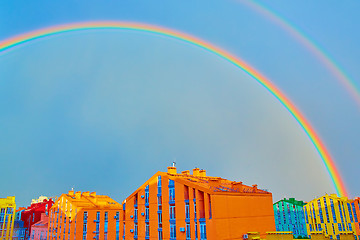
[0,21,348,197]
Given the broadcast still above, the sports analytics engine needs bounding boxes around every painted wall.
[304,194,357,240]
[122,167,275,240]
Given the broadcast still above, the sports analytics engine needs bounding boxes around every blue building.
[274,198,308,238]
[12,220,26,240]
[12,209,26,240]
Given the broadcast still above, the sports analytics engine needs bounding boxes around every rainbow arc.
[0,21,348,197]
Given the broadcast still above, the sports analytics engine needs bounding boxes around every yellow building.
[266,231,293,240]
[304,194,357,240]
[0,196,16,240]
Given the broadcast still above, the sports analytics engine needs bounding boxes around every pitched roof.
[124,167,271,201]
[55,191,122,210]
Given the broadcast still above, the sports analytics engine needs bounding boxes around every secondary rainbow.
[0,21,348,197]
[241,0,360,108]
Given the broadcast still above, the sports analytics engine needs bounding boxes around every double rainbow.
[0,21,348,197]
[242,0,360,107]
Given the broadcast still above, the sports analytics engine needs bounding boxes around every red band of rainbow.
[0,21,348,197]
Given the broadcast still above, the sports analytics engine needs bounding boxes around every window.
[169,188,175,202]
[145,223,150,238]
[170,223,176,239]
[338,203,344,223]
[352,203,358,223]
[158,229,163,240]
[324,197,330,223]
[122,222,125,240]
[96,211,100,240]
[170,205,176,220]
[116,212,120,240]
[194,201,197,220]
[145,185,149,205]
[83,211,88,240]
[134,223,138,238]
[318,199,324,223]
[208,194,212,219]
[305,206,309,224]
[186,223,191,240]
[134,208,138,221]
[123,221,126,239]
[330,199,337,223]
[145,207,149,221]
[200,222,207,240]
[157,176,162,194]
[195,222,198,240]
[348,203,354,222]
[185,203,190,219]
[158,212,162,225]
[169,179,175,202]
[104,212,108,234]
[134,194,138,206]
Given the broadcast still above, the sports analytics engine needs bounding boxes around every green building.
[274,198,308,238]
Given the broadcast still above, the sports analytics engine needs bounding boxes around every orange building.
[352,197,360,239]
[48,191,122,240]
[121,166,275,240]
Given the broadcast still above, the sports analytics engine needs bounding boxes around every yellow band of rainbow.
[0,21,348,197]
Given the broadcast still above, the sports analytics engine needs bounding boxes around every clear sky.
[0,0,359,207]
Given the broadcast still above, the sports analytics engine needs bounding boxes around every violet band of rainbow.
[0,21,348,197]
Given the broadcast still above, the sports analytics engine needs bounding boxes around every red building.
[30,213,49,240]
[20,198,54,239]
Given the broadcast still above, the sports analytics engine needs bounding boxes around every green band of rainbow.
[0,21,348,197]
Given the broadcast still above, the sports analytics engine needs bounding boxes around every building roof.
[55,191,122,210]
[16,207,26,212]
[32,219,48,229]
[22,198,53,214]
[124,166,271,202]
[274,198,306,206]
[0,196,16,207]
[304,194,351,207]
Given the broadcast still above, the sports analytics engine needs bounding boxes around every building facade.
[0,196,16,240]
[13,208,26,240]
[273,198,307,238]
[48,191,122,240]
[12,220,26,240]
[30,213,49,240]
[352,198,360,238]
[122,166,275,240]
[304,194,357,240]
[20,197,53,240]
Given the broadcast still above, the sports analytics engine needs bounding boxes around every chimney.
[82,191,90,197]
[68,190,74,196]
[193,168,200,177]
[181,170,190,175]
[167,166,177,175]
[199,169,206,177]
[75,191,81,199]
[90,192,96,197]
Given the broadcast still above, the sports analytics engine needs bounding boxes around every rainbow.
[0,21,348,197]
[241,0,360,108]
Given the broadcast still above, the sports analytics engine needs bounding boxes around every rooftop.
[165,167,270,195]
[57,191,122,210]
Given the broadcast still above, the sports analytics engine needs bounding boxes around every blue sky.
[0,0,359,207]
